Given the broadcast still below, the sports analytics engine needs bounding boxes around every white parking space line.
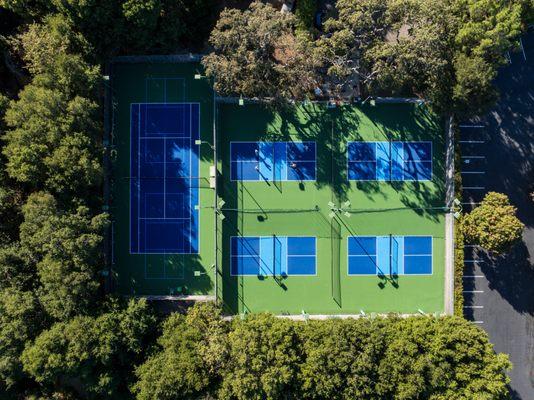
[459,125,485,128]
[463,186,485,190]
[520,37,527,61]
[465,259,485,263]
[463,275,484,278]
[463,245,480,247]
[461,155,485,159]
[473,321,484,324]
[464,305,484,308]
[461,171,485,174]
[464,290,484,293]
[459,140,485,144]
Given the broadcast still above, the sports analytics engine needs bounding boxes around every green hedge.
[453,120,464,317]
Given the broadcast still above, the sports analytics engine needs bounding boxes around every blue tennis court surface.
[130,103,200,254]
[231,236,316,276]
[348,141,432,181]
[231,141,316,181]
[348,236,432,275]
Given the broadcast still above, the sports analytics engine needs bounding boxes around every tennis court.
[130,103,200,254]
[111,60,447,315]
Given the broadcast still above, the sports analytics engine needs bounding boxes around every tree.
[0,287,44,391]
[3,86,102,197]
[21,299,156,398]
[452,54,498,117]
[133,302,227,400]
[219,313,301,400]
[19,192,108,320]
[320,0,522,115]
[202,1,319,100]
[0,244,35,291]
[376,317,511,399]
[463,192,524,254]
[298,318,387,399]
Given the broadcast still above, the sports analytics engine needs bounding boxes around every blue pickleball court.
[230,141,316,182]
[130,103,200,254]
[231,236,317,276]
[348,235,432,275]
[348,141,432,181]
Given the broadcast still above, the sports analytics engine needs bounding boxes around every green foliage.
[3,86,102,196]
[325,0,522,115]
[134,307,512,400]
[50,0,125,59]
[0,0,51,18]
[376,317,511,399]
[220,314,301,400]
[202,1,319,100]
[295,0,317,33]
[298,318,386,399]
[0,244,35,291]
[454,220,465,316]
[0,288,44,390]
[133,302,226,400]
[20,192,108,320]
[21,298,156,398]
[463,192,524,254]
[455,0,522,62]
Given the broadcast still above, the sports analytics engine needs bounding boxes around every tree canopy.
[463,191,524,254]
[202,1,319,100]
[133,305,512,400]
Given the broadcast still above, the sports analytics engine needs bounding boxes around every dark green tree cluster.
[134,303,512,400]
[0,5,160,399]
[1,0,218,58]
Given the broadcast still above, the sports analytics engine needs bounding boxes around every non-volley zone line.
[130,103,200,254]
[231,236,317,276]
[230,141,317,182]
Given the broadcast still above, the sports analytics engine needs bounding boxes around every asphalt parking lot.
[460,29,534,400]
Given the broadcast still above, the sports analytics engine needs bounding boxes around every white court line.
[461,155,485,159]
[461,171,485,174]
[459,140,485,144]
[463,186,485,190]
[464,305,484,308]
[520,37,527,61]
[459,125,484,128]
[464,290,484,293]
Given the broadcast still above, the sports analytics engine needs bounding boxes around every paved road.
[460,29,534,400]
